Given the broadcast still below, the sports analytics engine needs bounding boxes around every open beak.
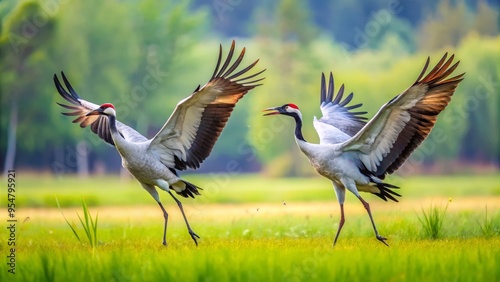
[263,107,281,116]
[86,108,103,116]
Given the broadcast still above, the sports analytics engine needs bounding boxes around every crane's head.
[86,103,116,117]
[263,103,302,119]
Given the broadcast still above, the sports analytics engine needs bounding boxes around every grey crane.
[263,54,464,246]
[54,41,265,246]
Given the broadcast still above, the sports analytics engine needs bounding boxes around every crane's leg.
[158,202,169,246]
[140,183,170,246]
[357,196,388,246]
[341,178,388,246]
[168,191,200,246]
[332,182,346,246]
[334,204,345,246]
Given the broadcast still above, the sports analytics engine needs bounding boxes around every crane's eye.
[284,105,289,110]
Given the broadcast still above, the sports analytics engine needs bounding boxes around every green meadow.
[1,174,499,281]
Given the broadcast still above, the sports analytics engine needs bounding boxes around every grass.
[477,206,499,238]
[417,200,450,239]
[2,202,500,281]
[0,174,499,281]
[56,197,99,252]
[8,237,500,281]
[3,173,500,207]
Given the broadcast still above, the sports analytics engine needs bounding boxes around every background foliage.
[1,0,498,176]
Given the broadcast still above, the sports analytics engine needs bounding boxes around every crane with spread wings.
[263,54,463,246]
[55,41,265,246]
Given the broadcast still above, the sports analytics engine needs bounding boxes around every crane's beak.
[263,107,281,116]
[86,108,103,116]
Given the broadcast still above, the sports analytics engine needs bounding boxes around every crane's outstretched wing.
[149,40,265,170]
[314,72,367,144]
[54,72,148,145]
[339,53,464,179]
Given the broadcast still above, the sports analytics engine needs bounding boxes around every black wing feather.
[318,72,368,137]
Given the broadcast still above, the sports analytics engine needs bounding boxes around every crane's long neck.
[291,112,318,162]
[109,115,118,133]
[108,115,126,146]
[292,114,306,142]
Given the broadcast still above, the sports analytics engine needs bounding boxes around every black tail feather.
[176,180,203,199]
[372,182,401,202]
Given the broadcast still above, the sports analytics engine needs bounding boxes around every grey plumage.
[264,53,464,246]
[55,41,265,246]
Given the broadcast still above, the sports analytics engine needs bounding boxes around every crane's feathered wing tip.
[212,40,242,79]
[168,41,265,171]
[370,53,464,178]
[219,39,236,49]
[326,72,335,102]
[54,71,82,103]
[211,44,224,79]
[319,72,366,113]
[414,52,463,86]
[320,73,327,105]
[54,72,73,104]
[319,72,337,103]
[207,40,265,87]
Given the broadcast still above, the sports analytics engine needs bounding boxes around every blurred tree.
[129,0,208,135]
[1,0,211,174]
[0,0,56,174]
[0,0,17,22]
[52,0,212,174]
[125,0,258,173]
[454,35,500,163]
[473,0,499,36]
[192,0,496,51]
[248,1,324,176]
[44,0,142,175]
[276,0,317,44]
[418,0,470,51]
[364,17,416,52]
[1,0,498,174]
[248,32,500,176]
[418,0,499,51]
[203,0,256,37]
[315,0,368,47]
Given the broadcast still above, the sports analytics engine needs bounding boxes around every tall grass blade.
[56,196,81,242]
[77,213,93,246]
[79,198,98,248]
[56,196,98,250]
[477,206,498,238]
[417,201,449,239]
[40,253,55,281]
[92,213,99,247]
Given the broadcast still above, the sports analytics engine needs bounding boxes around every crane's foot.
[376,235,389,247]
[332,228,343,247]
[189,230,200,246]
[162,240,168,246]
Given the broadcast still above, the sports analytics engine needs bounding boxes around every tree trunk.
[76,141,89,178]
[3,100,17,175]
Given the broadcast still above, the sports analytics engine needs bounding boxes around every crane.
[263,54,464,246]
[54,41,265,246]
